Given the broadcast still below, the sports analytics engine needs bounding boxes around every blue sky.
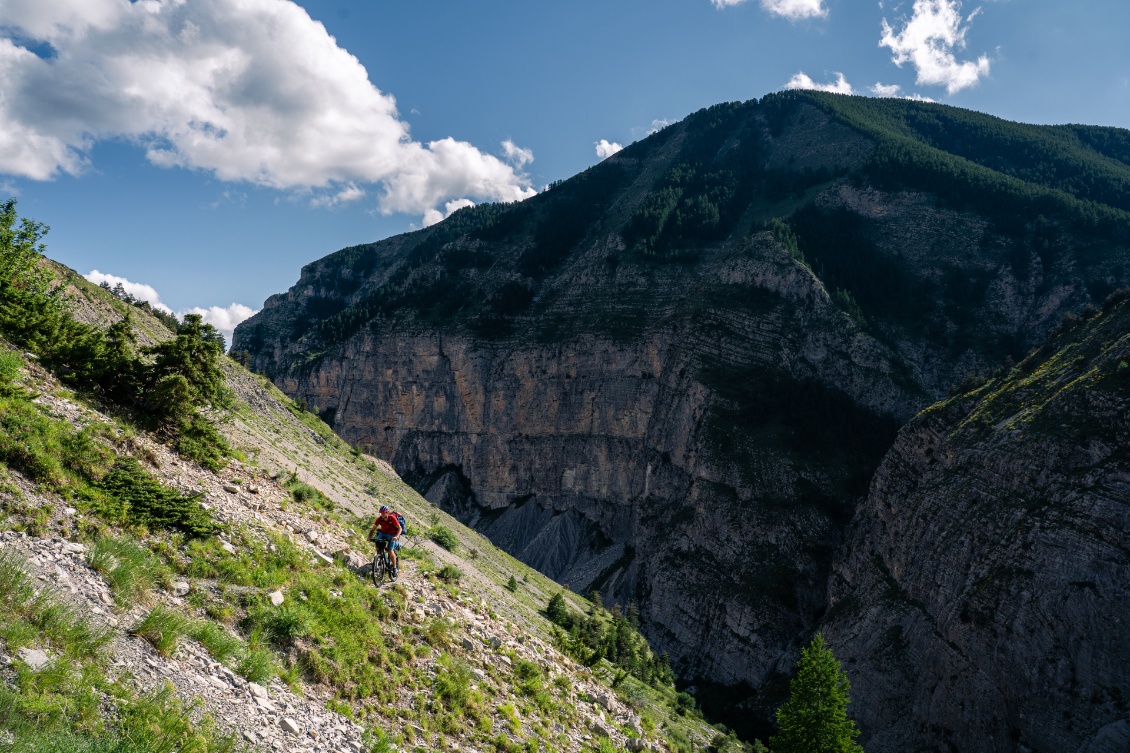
[1,0,1128,341]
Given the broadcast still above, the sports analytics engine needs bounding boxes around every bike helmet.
[379,505,390,512]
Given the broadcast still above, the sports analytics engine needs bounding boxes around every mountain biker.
[368,505,403,578]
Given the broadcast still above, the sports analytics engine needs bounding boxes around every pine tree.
[771,633,864,753]
[546,592,572,628]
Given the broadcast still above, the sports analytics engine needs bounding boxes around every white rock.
[248,682,270,699]
[305,530,319,543]
[173,581,190,597]
[17,648,49,670]
[221,542,236,554]
[222,484,239,494]
[268,590,285,606]
[280,717,301,735]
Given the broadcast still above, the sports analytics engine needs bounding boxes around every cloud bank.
[0,0,536,223]
[880,0,991,94]
[85,270,173,314]
[83,270,257,347]
[785,71,855,94]
[711,0,827,19]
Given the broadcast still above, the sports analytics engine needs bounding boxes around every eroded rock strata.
[234,92,1130,744]
[824,298,1130,753]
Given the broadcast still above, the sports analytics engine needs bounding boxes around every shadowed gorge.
[234,91,1130,749]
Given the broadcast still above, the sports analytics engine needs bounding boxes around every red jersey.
[375,512,401,536]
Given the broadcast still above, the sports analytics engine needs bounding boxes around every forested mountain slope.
[234,92,1130,744]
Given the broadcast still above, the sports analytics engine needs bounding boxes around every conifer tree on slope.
[771,633,864,753]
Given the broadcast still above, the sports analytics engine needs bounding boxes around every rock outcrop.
[823,296,1130,753]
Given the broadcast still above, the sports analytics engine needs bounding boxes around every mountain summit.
[234,91,1130,749]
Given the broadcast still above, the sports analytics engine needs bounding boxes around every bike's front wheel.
[371,552,389,586]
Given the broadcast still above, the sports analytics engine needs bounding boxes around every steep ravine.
[822,297,1130,753]
[266,236,912,688]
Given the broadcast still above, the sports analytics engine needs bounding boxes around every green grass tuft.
[87,536,169,607]
[188,621,243,666]
[130,605,189,656]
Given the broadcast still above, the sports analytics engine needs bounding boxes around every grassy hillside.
[0,205,743,752]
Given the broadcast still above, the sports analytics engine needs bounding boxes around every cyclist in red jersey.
[368,505,403,577]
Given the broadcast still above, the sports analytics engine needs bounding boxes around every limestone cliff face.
[262,237,912,685]
[233,92,1130,733]
[823,298,1130,753]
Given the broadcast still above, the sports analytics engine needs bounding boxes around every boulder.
[16,648,49,670]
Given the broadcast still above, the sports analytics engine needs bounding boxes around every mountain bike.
[371,537,397,585]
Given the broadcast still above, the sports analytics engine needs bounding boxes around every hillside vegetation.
[0,204,740,752]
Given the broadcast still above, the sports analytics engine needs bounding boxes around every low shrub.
[287,479,334,511]
[429,525,458,552]
[436,564,462,582]
[94,457,214,538]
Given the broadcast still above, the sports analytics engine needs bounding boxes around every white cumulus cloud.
[0,0,536,224]
[85,270,173,314]
[309,183,366,210]
[869,83,937,101]
[595,140,623,159]
[785,71,855,94]
[501,140,534,168]
[870,82,904,97]
[83,270,258,348]
[422,198,477,228]
[711,0,827,19]
[183,303,258,346]
[880,0,991,94]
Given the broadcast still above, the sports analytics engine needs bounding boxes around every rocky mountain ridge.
[233,89,1130,734]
